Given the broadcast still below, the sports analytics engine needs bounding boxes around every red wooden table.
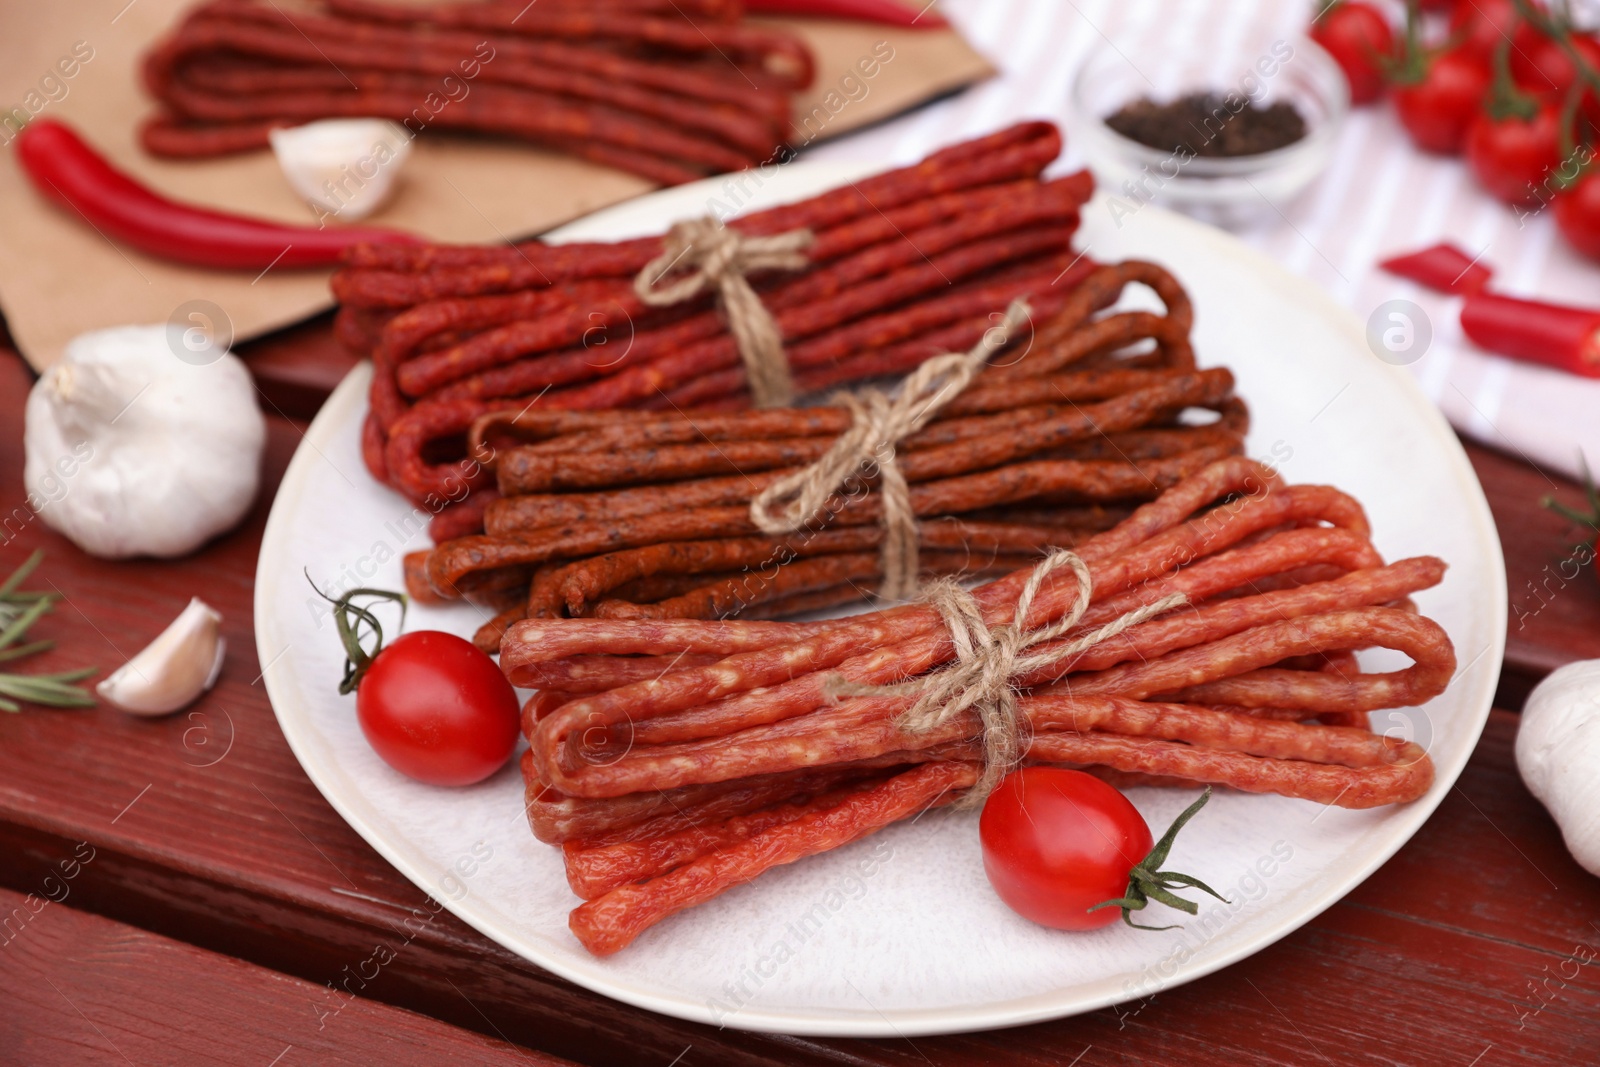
[3,325,1600,1066]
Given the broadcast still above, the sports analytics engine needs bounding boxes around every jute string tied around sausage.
[833,550,1188,805]
[633,216,814,408]
[750,299,1034,600]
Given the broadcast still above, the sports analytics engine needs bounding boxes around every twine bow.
[750,300,1033,600]
[835,549,1187,805]
[634,216,814,408]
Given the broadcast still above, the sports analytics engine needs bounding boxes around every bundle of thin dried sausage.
[398,257,1241,654]
[492,456,1456,955]
[334,123,1096,539]
[141,0,808,184]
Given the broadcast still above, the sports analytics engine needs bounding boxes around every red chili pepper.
[744,0,948,28]
[1378,242,1494,294]
[15,119,417,271]
[1460,291,1600,377]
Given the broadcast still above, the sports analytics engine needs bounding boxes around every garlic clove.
[269,119,412,221]
[97,598,226,717]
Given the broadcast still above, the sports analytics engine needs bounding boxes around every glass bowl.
[1070,32,1348,229]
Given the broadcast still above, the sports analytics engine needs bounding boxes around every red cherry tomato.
[1394,49,1492,154]
[1310,1,1396,105]
[1466,103,1565,204]
[1512,31,1600,97]
[1554,169,1600,261]
[1449,0,1523,64]
[979,768,1154,930]
[356,631,520,786]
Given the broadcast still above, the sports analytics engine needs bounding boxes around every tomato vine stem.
[305,571,407,695]
[1089,787,1228,930]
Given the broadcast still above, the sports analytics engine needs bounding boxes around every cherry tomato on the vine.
[1394,49,1493,154]
[1467,102,1566,204]
[1512,31,1600,98]
[978,768,1222,931]
[1449,0,1523,65]
[356,630,521,786]
[1554,168,1600,261]
[980,769,1151,930]
[1310,1,1396,105]
[314,582,521,787]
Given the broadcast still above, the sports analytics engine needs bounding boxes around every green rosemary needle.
[0,550,96,711]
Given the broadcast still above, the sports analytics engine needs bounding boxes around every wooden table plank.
[1464,442,1600,707]
[7,687,1597,1067]
[0,888,575,1067]
[5,344,1600,1064]
[242,310,357,422]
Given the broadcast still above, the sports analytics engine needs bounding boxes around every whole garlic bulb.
[1516,659,1600,878]
[24,324,266,559]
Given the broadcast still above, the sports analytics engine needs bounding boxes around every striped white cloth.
[809,0,1600,482]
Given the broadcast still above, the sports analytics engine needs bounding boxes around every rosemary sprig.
[1540,454,1600,551]
[0,550,97,712]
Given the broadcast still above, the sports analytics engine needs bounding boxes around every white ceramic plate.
[256,163,1506,1037]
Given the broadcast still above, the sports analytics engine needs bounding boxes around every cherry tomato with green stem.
[1503,0,1600,127]
[1554,168,1600,260]
[1449,0,1523,64]
[1394,48,1493,153]
[1310,1,1397,104]
[1469,28,1570,203]
[1512,30,1600,97]
[312,579,521,787]
[978,767,1223,931]
[1467,100,1566,202]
